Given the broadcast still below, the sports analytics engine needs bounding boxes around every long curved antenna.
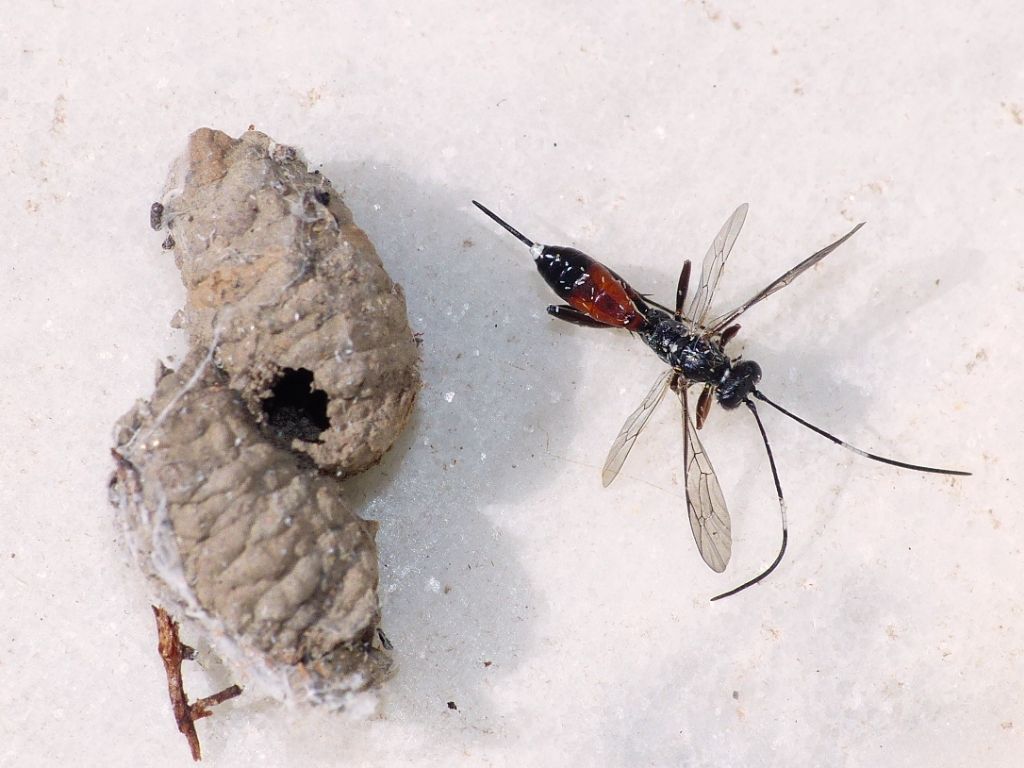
[710,399,788,601]
[752,391,971,476]
[472,201,535,248]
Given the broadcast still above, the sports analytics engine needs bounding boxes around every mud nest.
[110,128,419,708]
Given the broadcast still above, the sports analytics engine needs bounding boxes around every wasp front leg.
[696,383,714,429]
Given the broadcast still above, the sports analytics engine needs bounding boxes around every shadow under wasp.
[473,200,970,600]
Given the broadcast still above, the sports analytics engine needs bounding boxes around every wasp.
[474,200,969,600]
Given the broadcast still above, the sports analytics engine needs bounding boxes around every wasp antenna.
[711,399,788,601]
[472,200,536,249]
[752,390,971,476]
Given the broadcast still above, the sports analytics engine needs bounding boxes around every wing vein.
[685,203,748,330]
[682,384,732,572]
[601,369,674,487]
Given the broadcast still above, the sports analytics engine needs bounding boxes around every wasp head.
[717,360,762,409]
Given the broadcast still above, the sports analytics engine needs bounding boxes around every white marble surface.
[1,2,1020,766]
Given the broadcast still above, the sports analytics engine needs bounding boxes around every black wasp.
[474,200,970,600]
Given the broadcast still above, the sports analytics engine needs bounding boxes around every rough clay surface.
[109,128,419,708]
[166,128,419,475]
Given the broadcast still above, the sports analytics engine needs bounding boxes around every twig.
[152,606,242,761]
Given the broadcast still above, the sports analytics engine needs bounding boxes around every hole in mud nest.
[262,368,330,443]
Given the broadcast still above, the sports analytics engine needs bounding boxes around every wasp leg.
[696,384,714,429]
[675,259,692,320]
[546,305,611,328]
[720,324,741,346]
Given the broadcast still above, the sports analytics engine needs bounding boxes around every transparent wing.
[681,385,732,572]
[601,369,674,487]
[685,203,748,330]
[708,222,865,333]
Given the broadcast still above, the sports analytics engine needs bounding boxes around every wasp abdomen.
[536,246,645,330]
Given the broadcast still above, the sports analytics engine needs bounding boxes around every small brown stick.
[152,606,242,761]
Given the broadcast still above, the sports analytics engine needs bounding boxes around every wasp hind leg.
[547,305,610,328]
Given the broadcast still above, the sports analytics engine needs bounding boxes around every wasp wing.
[685,203,748,331]
[708,222,865,333]
[681,385,732,572]
[601,369,674,487]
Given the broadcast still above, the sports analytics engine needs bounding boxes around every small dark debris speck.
[150,202,164,230]
[447,701,458,710]
[161,234,175,250]
[732,690,739,700]
[483,660,492,668]
[314,190,330,206]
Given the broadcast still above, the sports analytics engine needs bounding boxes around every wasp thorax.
[717,360,763,409]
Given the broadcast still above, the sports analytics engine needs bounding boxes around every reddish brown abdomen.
[566,263,645,330]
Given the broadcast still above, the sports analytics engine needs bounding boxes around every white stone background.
[1,2,1020,766]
